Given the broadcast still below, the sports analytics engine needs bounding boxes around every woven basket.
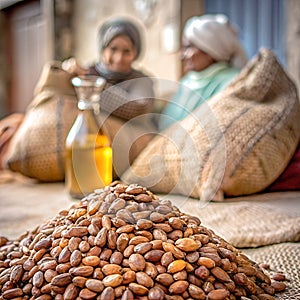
[122,48,300,200]
[4,61,78,182]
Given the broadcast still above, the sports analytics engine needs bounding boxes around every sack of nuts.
[0,182,287,300]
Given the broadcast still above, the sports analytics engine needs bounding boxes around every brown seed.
[87,199,101,215]
[167,260,186,273]
[134,193,153,203]
[122,270,136,284]
[175,238,200,252]
[117,233,130,252]
[161,251,174,267]
[70,266,94,277]
[32,270,44,288]
[128,253,146,271]
[63,226,89,238]
[148,286,165,300]
[82,255,100,267]
[114,285,126,298]
[136,271,154,288]
[144,250,165,262]
[200,252,222,265]
[197,256,215,268]
[102,273,123,287]
[233,272,248,285]
[85,278,105,292]
[107,229,118,249]
[151,239,163,250]
[116,225,135,234]
[125,184,146,195]
[271,281,286,292]
[58,247,71,264]
[63,283,80,300]
[173,270,187,281]
[70,249,82,267]
[33,237,52,251]
[108,198,126,214]
[93,267,104,280]
[121,288,134,300]
[116,209,135,223]
[237,265,256,276]
[167,229,184,240]
[211,266,232,282]
[123,245,135,258]
[44,269,58,283]
[156,273,174,286]
[72,276,87,288]
[156,205,173,214]
[2,287,23,298]
[39,259,58,272]
[129,235,149,245]
[207,288,230,300]
[128,282,149,295]
[150,212,165,222]
[153,229,168,241]
[144,262,158,279]
[195,265,210,280]
[51,273,72,287]
[272,273,286,281]
[94,227,108,247]
[162,242,185,259]
[79,288,97,300]
[102,264,122,275]
[134,242,153,255]
[188,284,206,300]
[136,219,153,230]
[132,211,151,220]
[9,265,23,284]
[79,240,90,252]
[169,280,189,294]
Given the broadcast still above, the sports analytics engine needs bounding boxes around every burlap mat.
[243,243,300,300]
[167,192,300,248]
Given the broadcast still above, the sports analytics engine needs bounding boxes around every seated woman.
[63,17,156,176]
[158,14,248,131]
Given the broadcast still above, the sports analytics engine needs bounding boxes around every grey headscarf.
[98,17,142,59]
[184,14,248,68]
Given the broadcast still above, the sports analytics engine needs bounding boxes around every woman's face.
[102,35,137,73]
[181,37,215,74]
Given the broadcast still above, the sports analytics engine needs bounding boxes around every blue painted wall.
[204,0,285,65]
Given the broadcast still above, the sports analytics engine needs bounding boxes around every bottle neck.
[78,99,100,115]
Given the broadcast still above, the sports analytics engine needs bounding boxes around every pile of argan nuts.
[0,182,287,300]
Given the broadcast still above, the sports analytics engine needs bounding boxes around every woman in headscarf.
[63,17,156,176]
[63,17,154,120]
[158,14,248,131]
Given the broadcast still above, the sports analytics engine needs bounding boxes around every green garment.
[159,62,240,131]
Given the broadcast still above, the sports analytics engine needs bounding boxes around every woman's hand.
[62,58,87,75]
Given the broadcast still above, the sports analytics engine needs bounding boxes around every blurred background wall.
[0,0,299,118]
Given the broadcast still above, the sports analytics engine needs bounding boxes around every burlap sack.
[4,61,78,182]
[3,61,156,182]
[122,48,300,200]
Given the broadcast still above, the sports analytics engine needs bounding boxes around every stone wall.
[0,11,8,118]
[286,0,300,94]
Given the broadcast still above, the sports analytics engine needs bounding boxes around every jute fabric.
[167,191,300,248]
[4,61,78,181]
[244,243,300,300]
[123,48,300,200]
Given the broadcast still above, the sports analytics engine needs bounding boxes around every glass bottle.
[65,75,112,199]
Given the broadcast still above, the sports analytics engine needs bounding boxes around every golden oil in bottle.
[65,76,112,199]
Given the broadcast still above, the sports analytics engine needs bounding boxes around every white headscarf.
[184,14,248,68]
